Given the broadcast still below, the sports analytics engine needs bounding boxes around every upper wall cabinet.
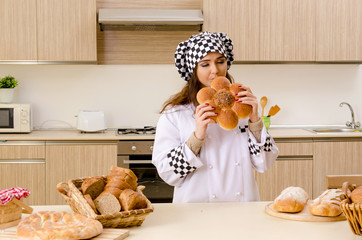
[259,0,315,62]
[0,0,97,63]
[316,0,362,62]
[203,0,361,63]
[37,0,97,62]
[0,0,37,61]
[203,0,259,61]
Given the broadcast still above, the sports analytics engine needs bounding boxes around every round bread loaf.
[351,186,362,203]
[196,76,252,130]
[16,211,103,239]
[273,186,309,213]
[309,189,344,217]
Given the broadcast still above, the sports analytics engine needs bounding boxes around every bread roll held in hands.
[309,189,344,217]
[273,186,309,213]
[351,186,362,203]
[196,76,252,130]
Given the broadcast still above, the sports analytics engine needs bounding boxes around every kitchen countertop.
[1,127,362,141]
[3,202,359,240]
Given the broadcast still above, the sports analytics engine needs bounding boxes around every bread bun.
[309,189,343,217]
[351,186,362,203]
[196,76,252,130]
[196,87,216,104]
[273,186,309,213]
[217,109,239,130]
[211,76,231,91]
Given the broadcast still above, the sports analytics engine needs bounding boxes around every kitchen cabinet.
[204,0,361,62]
[37,0,97,62]
[46,141,117,205]
[0,0,37,61]
[259,0,315,61]
[203,0,259,61]
[0,0,96,62]
[254,139,313,201]
[0,141,46,205]
[316,0,362,61]
[203,0,315,62]
[313,139,362,197]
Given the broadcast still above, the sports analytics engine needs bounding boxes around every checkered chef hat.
[174,31,234,81]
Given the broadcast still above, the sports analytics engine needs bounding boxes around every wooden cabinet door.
[0,0,37,61]
[255,140,314,200]
[46,141,117,205]
[37,0,97,62]
[259,0,315,61]
[316,0,362,61]
[203,0,259,61]
[313,140,362,197]
[0,141,46,205]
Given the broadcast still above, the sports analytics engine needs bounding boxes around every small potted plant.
[0,75,18,103]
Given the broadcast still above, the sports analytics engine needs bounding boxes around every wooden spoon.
[267,105,280,117]
[260,96,267,117]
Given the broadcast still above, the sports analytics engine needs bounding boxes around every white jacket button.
[236,192,241,196]
[235,162,240,166]
[209,165,213,169]
[212,194,216,199]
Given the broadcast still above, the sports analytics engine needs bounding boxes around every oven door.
[117,155,174,203]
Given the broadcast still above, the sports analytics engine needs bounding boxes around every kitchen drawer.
[274,139,313,156]
[0,141,46,159]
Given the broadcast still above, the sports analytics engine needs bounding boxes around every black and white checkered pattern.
[175,32,234,81]
[248,136,273,156]
[239,125,248,133]
[167,145,196,178]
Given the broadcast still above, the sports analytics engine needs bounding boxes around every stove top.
[117,126,156,135]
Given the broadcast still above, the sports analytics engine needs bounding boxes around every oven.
[117,131,174,203]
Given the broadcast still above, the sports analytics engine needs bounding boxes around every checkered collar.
[174,32,234,81]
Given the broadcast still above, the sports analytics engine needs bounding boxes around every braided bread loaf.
[16,211,103,239]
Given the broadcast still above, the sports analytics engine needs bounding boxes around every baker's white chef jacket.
[152,104,279,203]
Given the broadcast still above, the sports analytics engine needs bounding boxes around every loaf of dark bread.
[81,177,105,200]
[119,189,147,211]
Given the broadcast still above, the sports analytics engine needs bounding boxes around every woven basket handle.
[342,181,356,203]
[56,182,70,197]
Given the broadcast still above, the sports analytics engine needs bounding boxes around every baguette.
[273,186,309,213]
[309,189,344,217]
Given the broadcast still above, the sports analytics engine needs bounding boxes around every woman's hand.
[194,103,217,140]
[235,84,260,123]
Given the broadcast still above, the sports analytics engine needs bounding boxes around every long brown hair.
[160,68,234,113]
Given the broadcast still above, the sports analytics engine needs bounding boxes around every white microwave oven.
[0,104,32,133]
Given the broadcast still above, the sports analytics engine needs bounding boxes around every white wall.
[0,64,361,129]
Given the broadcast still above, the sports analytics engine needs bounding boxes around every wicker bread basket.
[340,182,362,235]
[58,176,153,228]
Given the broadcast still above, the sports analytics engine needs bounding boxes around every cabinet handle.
[0,159,45,164]
[276,156,313,161]
[123,160,152,164]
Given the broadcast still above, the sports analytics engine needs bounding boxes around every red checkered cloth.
[0,187,30,205]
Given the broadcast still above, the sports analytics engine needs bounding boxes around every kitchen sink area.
[305,127,361,134]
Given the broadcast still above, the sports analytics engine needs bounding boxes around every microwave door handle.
[123,160,153,164]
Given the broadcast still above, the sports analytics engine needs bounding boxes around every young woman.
[152,32,279,203]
